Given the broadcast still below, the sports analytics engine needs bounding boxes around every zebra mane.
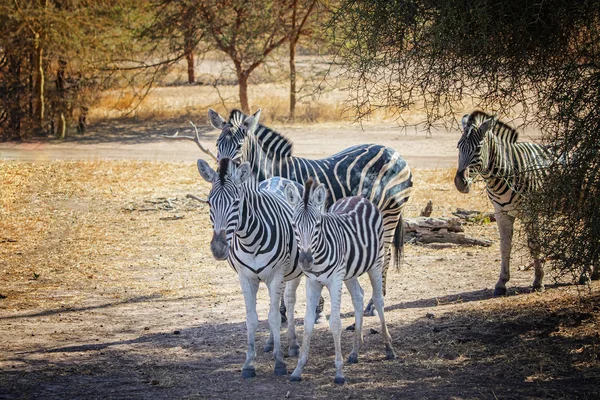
[218,158,231,184]
[470,110,519,144]
[228,109,294,159]
[303,178,316,208]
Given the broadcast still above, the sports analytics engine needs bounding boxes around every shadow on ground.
[51,118,216,145]
[1,290,599,399]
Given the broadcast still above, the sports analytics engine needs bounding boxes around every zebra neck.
[481,133,515,181]
[242,126,293,180]
[235,188,259,237]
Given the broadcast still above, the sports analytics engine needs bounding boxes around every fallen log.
[404,217,492,247]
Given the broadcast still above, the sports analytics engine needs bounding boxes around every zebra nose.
[454,169,470,194]
[210,230,229,260]
[298,250,313,269]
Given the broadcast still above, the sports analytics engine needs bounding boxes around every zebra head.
[197,157,253,260]
[285,178,327,271]
[455,113,497,193]
[209,108,262,162]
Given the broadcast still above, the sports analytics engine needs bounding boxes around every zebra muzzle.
[298,250,314,270]
[454,169,470,193]
[210,230,229,260]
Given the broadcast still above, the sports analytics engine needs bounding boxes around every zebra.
[196,157,304,378]
[284,178,396,385]
[454,111,553,295]
[207,108,413,316]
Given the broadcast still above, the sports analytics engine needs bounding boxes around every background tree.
[197,0,292,113]
[140,0,205,84]
[0,0,148,140]
[333,0,600,281]
[288,0,318,120]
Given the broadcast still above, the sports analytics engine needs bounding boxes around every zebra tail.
[392,215,404,271]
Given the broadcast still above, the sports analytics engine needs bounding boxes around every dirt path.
[0,120,458,169]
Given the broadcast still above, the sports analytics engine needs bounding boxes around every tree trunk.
[289,37,297,121]
[238,72,250,114]
[184,34,195,84]
[33,32,45,133]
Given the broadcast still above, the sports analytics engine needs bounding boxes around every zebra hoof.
[264,343,274,353]
[280,314,288,325]
[532,284,545,293]
[348,353,358,364]
[363,302,376,317]
[274,362,288,376]
[345,323,355,331]
[334,377,346,385]
[315,312,327,325]
[288,345,299,358]
[290,376,302,382]
[241,367,256,379]
[386,350,397,360]
[493,287,507,297]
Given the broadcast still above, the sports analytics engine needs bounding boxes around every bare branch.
[164,122,218,162]
[186,194,208,204]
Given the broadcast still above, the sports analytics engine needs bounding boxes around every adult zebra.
[454,111,551,295]
[196,157,304,378]
[207,108,413,314]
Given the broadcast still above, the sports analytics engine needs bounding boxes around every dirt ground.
[1,122,599,399]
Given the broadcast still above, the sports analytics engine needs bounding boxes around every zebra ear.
[234,162,253,185]
[208,109,226,130]
[242,108,261,134]
[197,159,218,183]
[479,116,497,133]
[311,184,327,207]
[461,114,470,129]
[284,183,301,207]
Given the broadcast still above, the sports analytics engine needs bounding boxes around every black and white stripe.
[196,157,303,378]
[208,108,413,309]
[284,179,395,384]
[454,111,551,295]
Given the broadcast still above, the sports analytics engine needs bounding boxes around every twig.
[164,123,218,162]
[186,194,208,203]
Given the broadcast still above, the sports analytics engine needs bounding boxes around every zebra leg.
[290,279,322,382]
[528,235,545,292]
[344,278,364,364]
[327,279,346,384]
[284,277,301,357]
[494,209,515,296]
[266,282,286,352]
[266,273,287,376]
[315,295,326,324]
[279,280,287,325]
[368,268,396,360]
[239,274,260,378]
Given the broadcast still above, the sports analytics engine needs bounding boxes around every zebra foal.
[197,157,303,378]
[454,111,552,295]
[284,179,395,385]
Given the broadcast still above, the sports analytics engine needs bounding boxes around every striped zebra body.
[196,157,303,378]
[209,108,413,312]
[284,179,395,384]
[454,111,551,295]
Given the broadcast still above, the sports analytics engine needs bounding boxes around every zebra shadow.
[337,282,574,321]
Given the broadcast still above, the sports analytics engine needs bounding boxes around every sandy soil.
[1,124,598,400]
